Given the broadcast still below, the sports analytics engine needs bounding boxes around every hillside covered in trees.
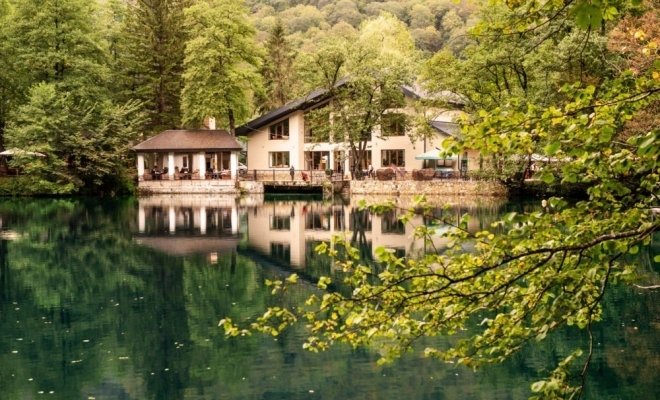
[0,1,658,397]
[247,0,476,54]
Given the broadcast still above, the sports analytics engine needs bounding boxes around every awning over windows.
[415,149,457,160]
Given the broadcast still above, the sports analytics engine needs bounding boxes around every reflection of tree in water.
[350,207,372,263]
[0,199,195,399]
[0,198,656,399]
[121,251,191,400]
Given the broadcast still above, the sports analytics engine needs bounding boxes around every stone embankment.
[138,179,507,197]
[138,180,239,194]
[349,179,507,197]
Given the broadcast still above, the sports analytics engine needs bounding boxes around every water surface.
[0,196,657,399]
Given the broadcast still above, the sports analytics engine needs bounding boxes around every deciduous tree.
[223,2,660,399]
[180,0,262,133]
[302,13,419,178]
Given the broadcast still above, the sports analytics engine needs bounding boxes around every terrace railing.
[239,169,345,184]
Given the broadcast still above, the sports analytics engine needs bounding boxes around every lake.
[0,195,657,399]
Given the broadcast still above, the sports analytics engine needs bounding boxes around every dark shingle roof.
[431,121,461,139]
[237,79,466,136]
[132,130,243,152]
[235,83,343,136]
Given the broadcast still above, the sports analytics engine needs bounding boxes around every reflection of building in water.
[245,200,500,270]
[134,196,240,260]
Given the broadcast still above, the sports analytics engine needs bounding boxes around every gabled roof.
[431,121,461,139]
[235,82,344,136]
[237,80,467,137]
[132,130,243,152]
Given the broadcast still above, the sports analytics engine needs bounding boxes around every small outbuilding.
[132,129,243,182]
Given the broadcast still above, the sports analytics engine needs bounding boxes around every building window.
[305,151,330,170]
[269,119,289,140]
[382,210,405,234]
[349,208,372,232]
[270,215,291,231]
[381,113,407,136]
[305,211,330,231]
[270,242,291,263]
[269,152,290,168]
[381,150,405,167]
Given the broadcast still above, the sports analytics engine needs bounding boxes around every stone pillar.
[138,206,145,233]
[199,206,207,235]
[230,151,238,180]
[168,206,176,234]
[197,152,206,180]
[137,154,145,181]
[168,152,175,180]
[329,152,334,172]
[231,205,238,235]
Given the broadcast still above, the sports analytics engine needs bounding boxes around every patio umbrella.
[415,148,457,160]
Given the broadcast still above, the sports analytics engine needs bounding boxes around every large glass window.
[304,151,330,170]
[381,113,407,136]
[269,119,289,140]
[349,150,372,172]
[305,211,330,231]
[381,150,405,167]
[269,215,291,231]
[349,208,372,232]
[269,152,290,168]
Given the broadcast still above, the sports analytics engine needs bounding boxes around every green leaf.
[531,381,546,392]
[540,171,555,184]
[544,142,560,156]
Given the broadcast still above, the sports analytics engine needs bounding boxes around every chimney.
[208,117,216,130]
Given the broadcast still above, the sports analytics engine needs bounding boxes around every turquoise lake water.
[0,196,657,399]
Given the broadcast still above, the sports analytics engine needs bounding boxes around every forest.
[0,1,657,397]
[0,0,655,195]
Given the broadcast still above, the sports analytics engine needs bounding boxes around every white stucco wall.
[243,105,480,173]
[246,111,305,170]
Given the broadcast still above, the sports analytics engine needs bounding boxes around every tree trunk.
[228,109,235,136]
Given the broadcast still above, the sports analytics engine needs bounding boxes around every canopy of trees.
[220,1,660,399]
[0,0,658,397]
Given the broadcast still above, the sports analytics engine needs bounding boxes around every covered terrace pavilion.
[133,129,243,183]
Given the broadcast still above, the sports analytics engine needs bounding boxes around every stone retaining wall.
[350,179,507,197]
[138,179,506,197]
[138,180,239,194]
[239,181,264,194]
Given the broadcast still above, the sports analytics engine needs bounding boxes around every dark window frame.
[269,151,290,168]
[381,149,405,167]
[269,119,289,140]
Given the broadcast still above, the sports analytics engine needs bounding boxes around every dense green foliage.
[115,0,188,133]
[0,1,658,394]
[181,0,262,132]
[302,13,419,178]
[220,0,659,398]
